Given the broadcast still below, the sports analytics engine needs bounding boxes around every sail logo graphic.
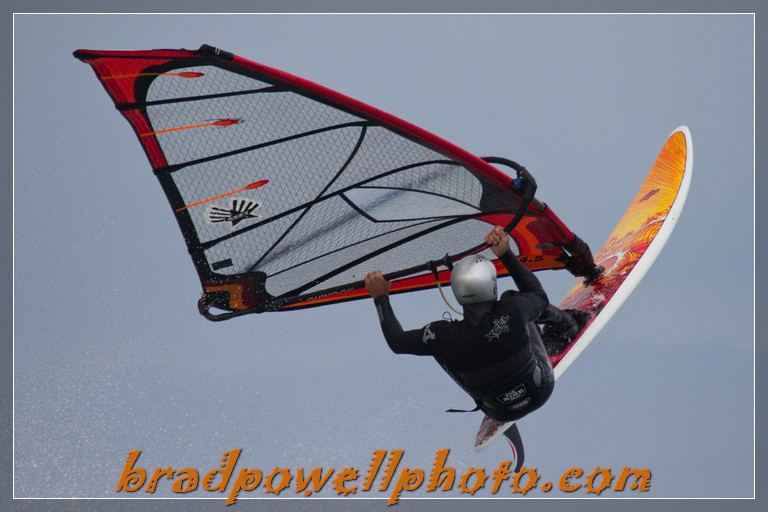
[207,198,261,228]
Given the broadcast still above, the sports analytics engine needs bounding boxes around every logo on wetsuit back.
[485,315,511,342]
[496,384,528,405]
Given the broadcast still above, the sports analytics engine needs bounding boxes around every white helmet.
[450,254,498,305]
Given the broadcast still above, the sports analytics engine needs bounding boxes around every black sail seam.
[265,218,440,280]
[277,217,472,298]
[247,125,369,271]
[199,158,460,251]
[354,185,482,213]
[117,85,290,110]
[158,121,370,174]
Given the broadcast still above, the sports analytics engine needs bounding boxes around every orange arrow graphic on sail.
[140,118,242,138]
[176,179,270,212]
[102,71,205,80]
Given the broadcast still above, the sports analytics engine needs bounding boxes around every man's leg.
[538,305,590,355]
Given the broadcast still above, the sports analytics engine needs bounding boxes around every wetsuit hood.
[462,300,496,325]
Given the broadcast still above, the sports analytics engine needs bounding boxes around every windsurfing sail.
[74,44,595,320]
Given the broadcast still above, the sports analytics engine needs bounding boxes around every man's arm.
[365,272,432,356]
[485,226,549,320]
[497,250,548,301]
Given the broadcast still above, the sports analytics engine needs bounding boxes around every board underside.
[475,126,693,451]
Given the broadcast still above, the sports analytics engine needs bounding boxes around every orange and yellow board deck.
[476,127,693,451]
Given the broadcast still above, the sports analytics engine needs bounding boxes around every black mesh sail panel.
[75,45,587,320]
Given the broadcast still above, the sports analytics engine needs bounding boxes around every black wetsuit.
[373,250,557,422]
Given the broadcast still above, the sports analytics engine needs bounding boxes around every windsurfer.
[364,226,588,422]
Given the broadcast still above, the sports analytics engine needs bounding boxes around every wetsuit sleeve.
[498,249,549,321]
[373,296,433,356]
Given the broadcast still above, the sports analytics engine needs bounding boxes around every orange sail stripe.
[176,180,269,212]
[102,71,205,80]
[140,118,241,138]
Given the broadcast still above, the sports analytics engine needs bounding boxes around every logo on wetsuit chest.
[485,315,511,342]
[496,384,528,405]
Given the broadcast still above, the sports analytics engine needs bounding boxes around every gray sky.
[14,13,753,501]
